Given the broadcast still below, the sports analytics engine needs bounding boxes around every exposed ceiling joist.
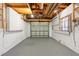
[43,4,53,15]
[5,3,71,21]
[47,3,58,16]
[50,4,61,17]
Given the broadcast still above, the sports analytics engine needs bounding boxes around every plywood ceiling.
[6,3,71,21]
[12,8,32,14]
[6,3,28,8]
[6,3,32,14]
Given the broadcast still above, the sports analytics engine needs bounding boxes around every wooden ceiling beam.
[47,3,58,16]
[50,3,70,18]
[43,4,53,15]
[5,3,71,20]
[24,19,51,22]
[58,6,68,9]
[49,4,60,18]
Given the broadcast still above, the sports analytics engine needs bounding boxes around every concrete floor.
[2,37,79,56]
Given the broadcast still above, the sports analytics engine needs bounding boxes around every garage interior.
[0,3,79,56]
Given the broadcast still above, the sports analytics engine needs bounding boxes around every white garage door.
[30,22,49,37]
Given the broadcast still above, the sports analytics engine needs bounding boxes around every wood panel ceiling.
[6,3,32,14]
[6,3,71,21]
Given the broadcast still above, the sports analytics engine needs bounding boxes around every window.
[52,16,60,31]
[61,17,69,31]
[52,14,72,33]
[60,14,72,32]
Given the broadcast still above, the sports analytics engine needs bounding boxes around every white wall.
[0,29,3,55]
[7,7,24,31]
[75,25,79,52]
[0,7,30,55]
[50,4,79,54]
[49,22,52,37]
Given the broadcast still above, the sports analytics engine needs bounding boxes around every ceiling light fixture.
[31,14,34,18]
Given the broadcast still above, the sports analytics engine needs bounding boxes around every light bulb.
[31,14,34,18]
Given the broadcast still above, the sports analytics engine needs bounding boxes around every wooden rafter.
[6,3,71,20]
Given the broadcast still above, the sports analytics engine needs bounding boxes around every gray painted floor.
[2,37,79,56]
